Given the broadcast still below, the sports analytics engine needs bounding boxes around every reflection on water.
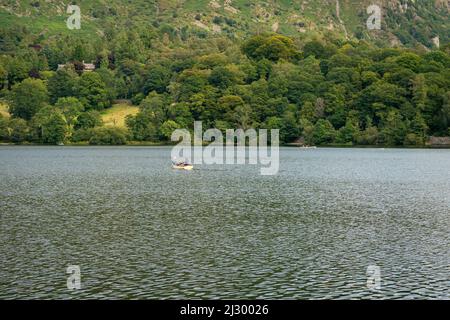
[0,146,449,299]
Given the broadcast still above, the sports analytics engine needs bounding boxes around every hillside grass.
[0,9,100,39]
[101,104,139,128]
[1,0,448,47]
[0,102,139,126]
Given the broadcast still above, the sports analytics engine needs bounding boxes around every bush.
[159,120,180,140]
[312,119,336,145]
[404,133,424,146]
[131,93,145,105]
[88,127,128,145]
[30,106,68,144]
[9,78,49,120]
[356,126,379,145]
[9,118,29,143]
[213,16,224,25]
[0,114,9,141]
[71,128,93,143]
[74,111,103,130]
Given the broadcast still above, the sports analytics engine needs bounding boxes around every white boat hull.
[172,165,194,170]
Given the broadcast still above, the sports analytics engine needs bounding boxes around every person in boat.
[172,157,190,167]
[183,158,191,166]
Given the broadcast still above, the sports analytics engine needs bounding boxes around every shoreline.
[1,142,450,149]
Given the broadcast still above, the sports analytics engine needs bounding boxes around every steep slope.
[0,0,449,48]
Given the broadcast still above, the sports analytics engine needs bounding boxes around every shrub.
[71,128,93,143]
[88,127,128,145]
[74,111,103,130]
[356,126,379,145]
[9,118,29,143]
[404,133,424,146]
[213,16,224,25]
[312,119,336,145]
[0,114,9,140]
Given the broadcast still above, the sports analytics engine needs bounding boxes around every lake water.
[0,146,449,299]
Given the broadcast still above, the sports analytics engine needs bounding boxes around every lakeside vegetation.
[0,2,449,147]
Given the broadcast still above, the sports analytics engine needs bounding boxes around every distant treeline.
[0,28,449,146]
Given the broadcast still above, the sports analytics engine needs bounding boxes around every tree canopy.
[0,28,449,146]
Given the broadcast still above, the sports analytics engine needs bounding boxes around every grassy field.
[101,104,139,128]
[0,103,10,118]
[0,102,138,127]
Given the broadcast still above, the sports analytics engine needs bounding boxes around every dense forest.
[0,2,449,146]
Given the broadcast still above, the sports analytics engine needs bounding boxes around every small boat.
[299,145,317,150]
[172,163,194,170]
[172,157,194,170]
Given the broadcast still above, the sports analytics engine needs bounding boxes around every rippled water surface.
[0,146,449,299]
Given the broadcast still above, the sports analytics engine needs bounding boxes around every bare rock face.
[224,0,239,14]
[212,24,222,33]
[193,20,209,31]
[209,1,221,10]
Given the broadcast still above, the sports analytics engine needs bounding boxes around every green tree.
[336,119,359,144]
[300,118,314,145]
[89,127,128,145]
[411,74,427,111]
[74,111,103,130]
[48,68,78,104]
[242,34,300,62]
[8,118,29,143]
[0,114,9,141]
[167,103,194,129]
[404,133,424,146]
[55,97,85,127]
[300,101,317,123]
[380,110,407,146]
[303,40,336,59]
[31,107,68,144]
[159,120,180,140]
[143,65,171,94]
[125,110,159,141]
[218,95,245,123]
[2,56,30,87]
[409,112,428,138]
[174,69,210,101]
[9,78,49,120]
[280,110,300,143]
[357,81,406,123]
[439,91,450,132]
[312,119,336,145]
[423,51,450,68]
[394,53,422,72]
[357,126,379,145]
[139,92,166,125]
[0,64,7,90]
[209,65,244,89]
[96,67,122,100]
[76,72,111,110]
